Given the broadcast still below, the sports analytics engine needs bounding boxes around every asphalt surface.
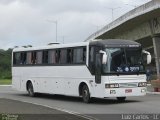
[0,86,160,120]
[0,98,89,120]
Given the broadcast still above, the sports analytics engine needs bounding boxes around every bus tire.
[117,97,126,102]
[82,85,91,103]
[27,82,35,97]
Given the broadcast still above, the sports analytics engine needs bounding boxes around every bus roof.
[13,42,89,52]
[13,39,141,52]
[90,39,141,48]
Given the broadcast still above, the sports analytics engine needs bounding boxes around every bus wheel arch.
[26,80,35,97]
[79,82,91,103]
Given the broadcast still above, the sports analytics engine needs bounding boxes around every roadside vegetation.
[0,79,11,85]
[0,49,12,85]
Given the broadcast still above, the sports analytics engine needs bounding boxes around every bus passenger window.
[67,49,73,64]
[21,52,27,64]
[26,52,32,64]
[60,49,67,64]
[73,48,84,64]
[83,48,86,62]
[42,51,48,64]
[13,52,21,65]
[31,52,37,64]
[36,51,42,64]
[55,50,60,63]
[48,50,56,64]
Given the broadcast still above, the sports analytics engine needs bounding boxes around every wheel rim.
[83,89,88,100]
[28,84,34,96]
[82,85,90,103]
[28,87,32,95]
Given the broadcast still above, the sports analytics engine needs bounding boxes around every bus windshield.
[102,47,145,74]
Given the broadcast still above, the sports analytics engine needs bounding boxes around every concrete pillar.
[152,36,160,79]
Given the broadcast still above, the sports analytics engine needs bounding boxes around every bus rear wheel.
[117,97,126,102]
[27,82,35,97]
[82,85,91,103]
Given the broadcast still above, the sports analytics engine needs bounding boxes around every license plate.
[125,89,132,93]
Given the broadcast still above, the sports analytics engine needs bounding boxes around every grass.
[0,79,12,85]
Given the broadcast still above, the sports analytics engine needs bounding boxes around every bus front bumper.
[104,87,147,97]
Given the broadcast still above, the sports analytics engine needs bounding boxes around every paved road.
[0,86,160,120]
[0,98,88,120]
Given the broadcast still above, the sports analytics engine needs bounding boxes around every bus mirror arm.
[99,50,107,64]
[142,50,151,64]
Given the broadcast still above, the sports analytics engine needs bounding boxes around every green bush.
[0,71,12,79]
[0,49,12,79]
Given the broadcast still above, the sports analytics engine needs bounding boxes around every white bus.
[12,39,151,103]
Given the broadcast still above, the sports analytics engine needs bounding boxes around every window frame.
[12,46,87,66]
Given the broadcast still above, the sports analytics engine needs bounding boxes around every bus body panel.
[12,66,95,96]
[12,69,22,90]
[12,66,147,98]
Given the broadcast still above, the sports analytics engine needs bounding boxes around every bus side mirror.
[142,50,151,64]
[99,50,107,64]
[147,54,151,64]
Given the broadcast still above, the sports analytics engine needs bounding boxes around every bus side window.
[26,52,32,64]
[13,53,16,65]
[48,50,56,64]
[36,51,42,64]
[67,49,73,64]
[55,50,60,64]
[42,50,48,64]
[13,52,21,65]
[21,52,27,64]
[31,52,37,64]
[83,47,86,62]
[60,49,67,64]
[73,47,85,64]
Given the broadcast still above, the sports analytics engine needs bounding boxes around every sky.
[0,0,151,49]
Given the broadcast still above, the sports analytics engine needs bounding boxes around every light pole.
[62,36,65,44]
[60,35,68,44]
[105,7,121,21]
[46,19,58,42]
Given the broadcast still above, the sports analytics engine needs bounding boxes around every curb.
[147,92,160,95]
[0,85,12,87]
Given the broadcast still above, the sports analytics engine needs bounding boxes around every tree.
[0,49,12,79]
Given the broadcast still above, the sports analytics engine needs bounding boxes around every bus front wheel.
[27,82,35,97]
[82,85,91,103]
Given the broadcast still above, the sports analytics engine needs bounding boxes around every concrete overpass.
[85,0,160,79]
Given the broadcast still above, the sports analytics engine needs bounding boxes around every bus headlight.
[105,83,119,88]
[138,82,147,87]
